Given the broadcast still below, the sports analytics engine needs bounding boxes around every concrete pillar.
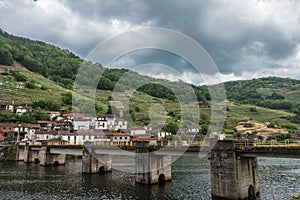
[135,141,172,184]
[15,145,25,161]
[23,143,30,163]
[82,145,112,174]
[210,141,260,200]
[39,146,65,166]
[39,146,48,166]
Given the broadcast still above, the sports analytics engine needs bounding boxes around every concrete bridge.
[16,143,66,166]
[16,140,300,200]
[210,140,300,200]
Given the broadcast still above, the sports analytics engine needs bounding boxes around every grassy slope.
[0,62,67,105]
[0,62,299,130]
[226,102,297,129]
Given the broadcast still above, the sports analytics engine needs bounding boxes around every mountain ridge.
[0,29,299,131]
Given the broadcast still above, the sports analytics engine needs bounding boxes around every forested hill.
[224,77,300,113]
[0,29,209,103]
[0,29,82,87]
[0,29,299,119]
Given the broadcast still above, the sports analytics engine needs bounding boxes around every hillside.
[0,62,67,105]
[224,77,300,112]
[0,29,299,131]
[0,29,209,103]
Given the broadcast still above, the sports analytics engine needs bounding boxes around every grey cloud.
[0,0,300,83]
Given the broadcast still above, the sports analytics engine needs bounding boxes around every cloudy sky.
[1,0,300,85]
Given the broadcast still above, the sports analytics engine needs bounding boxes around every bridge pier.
[16,145,25,161]
[39,146,66,166]
[135,141,172,184]
[210,141,260,200]
[23,143,39,163]
[82,145,112,174]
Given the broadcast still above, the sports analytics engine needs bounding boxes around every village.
[0,101,206,146]
[1,101,300,147]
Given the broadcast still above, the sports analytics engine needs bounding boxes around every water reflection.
[0,157,299,199]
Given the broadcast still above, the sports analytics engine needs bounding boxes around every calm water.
[0,156,299,200]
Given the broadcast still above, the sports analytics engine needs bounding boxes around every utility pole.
[17,124,21,143]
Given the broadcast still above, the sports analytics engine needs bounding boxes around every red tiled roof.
[58,131,77,136]
[23,124,40,129]
[130,127,146,131]
[76,129,95,134]
[37,120,52,124]
[0,123,18,128]
[113,132,130,137]
[62,113,85,117]
[36,130,58,135]
[187,125,198,128]
[44,111,60,115]
[131,137,156,141]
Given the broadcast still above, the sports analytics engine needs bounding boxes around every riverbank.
[0,144,17,161]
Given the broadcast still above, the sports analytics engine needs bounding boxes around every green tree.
[11,71,27,82]
[0,111,16,123]
[26,80,37,89]
[200,124,209,134]
[163,122,179,134]
[0,48,13,65]
[32,109,50,121]
[62,92,72,105]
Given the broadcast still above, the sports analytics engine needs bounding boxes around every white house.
[130,127,146,135]
[114,119,127,130]
[21,124,41,141]
[62,113,85,122]
[210,132,225,140]
[35,130,59,141]
[15,106,31,115]
[0,102,13,111]
[16,82,26,89]
[73,119,90,131]
[60,132,79,144]
[157,130,171,139]
[144,126,153,132]
[77,130,110,143]
[111,132,131,145]
[106,115,116,130]
[187,125,199,133]
[44,111,60,121]
[95,116,108,130]
[95,115,127,131]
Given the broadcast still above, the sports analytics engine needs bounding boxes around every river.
[0,156,299,199]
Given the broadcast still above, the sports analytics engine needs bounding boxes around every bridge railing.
[235,139,300,150]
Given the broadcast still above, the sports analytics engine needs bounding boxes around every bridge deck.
[236,145,300,158]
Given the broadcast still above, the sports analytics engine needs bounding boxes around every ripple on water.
[0,157,300,199]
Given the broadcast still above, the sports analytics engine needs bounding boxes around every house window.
[74,136,76,141]
[114,137,117,140]
[125,137,127,140]
[83,135,85,140]
[68,136,70,141]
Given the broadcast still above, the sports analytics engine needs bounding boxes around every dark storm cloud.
[1,0,300,83]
